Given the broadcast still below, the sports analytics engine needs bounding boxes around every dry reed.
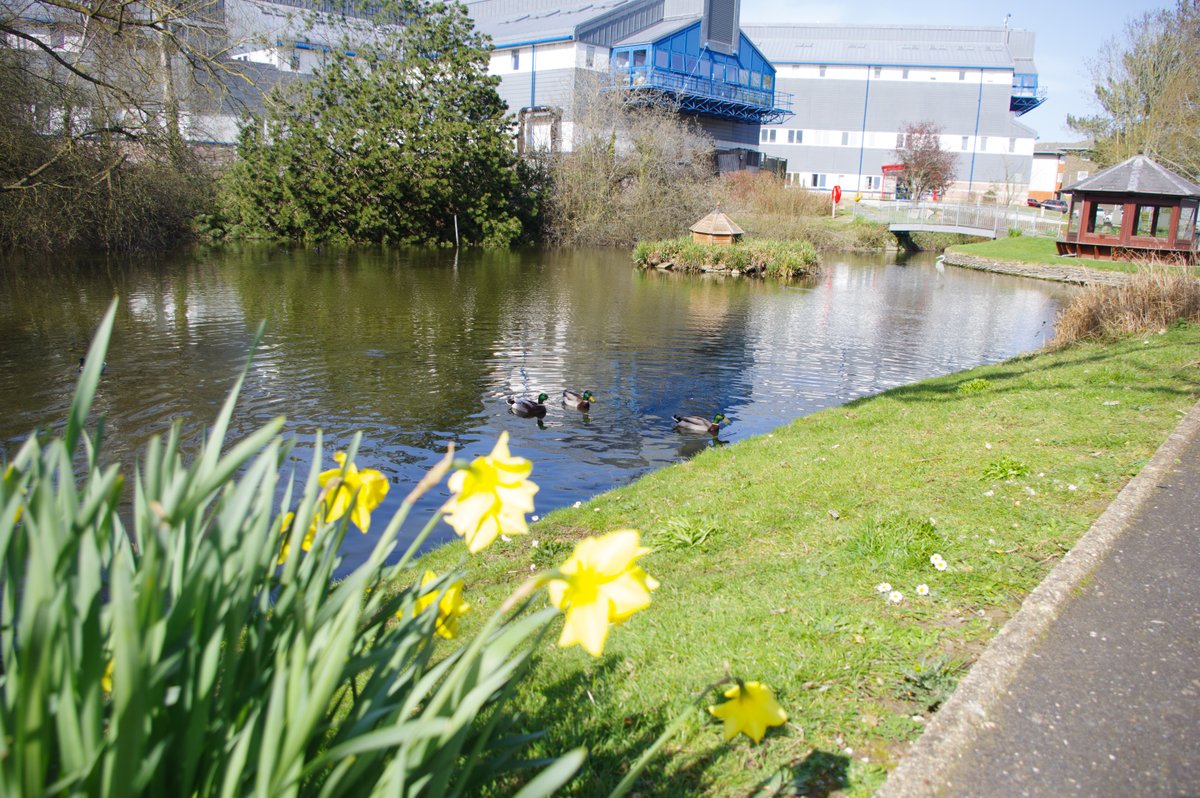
[1051,264,1200,347]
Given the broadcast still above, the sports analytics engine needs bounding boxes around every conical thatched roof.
[1066,155,1200,196]
[689,209,744,236]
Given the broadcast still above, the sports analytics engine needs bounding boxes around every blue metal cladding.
[610,23,792,124]
[1010,72,1046,115]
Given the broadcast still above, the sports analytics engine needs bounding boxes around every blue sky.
[740,0,1174,142]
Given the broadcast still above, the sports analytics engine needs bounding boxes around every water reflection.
[0,246,1075,571]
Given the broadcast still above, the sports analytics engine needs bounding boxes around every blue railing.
[612,66,793,124]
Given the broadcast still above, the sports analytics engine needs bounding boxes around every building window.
[614,51,629,69]
[841,131,849,146]
[896,132,906,148]
[959,70,966,80]
[761,128,776,143]
[788,129,803,144]
[1008,137,1016,153]
[632,49,647,67]
[902,68,909,79]
[811,173,827,188]
[1077,170,1089,180]
[819,65,827,77]
[961,136,969,150]
[874,66,881,78]
[290,52,300,71]
[586,45,595,68]
[511,49,519,70]
[979,136,988,151]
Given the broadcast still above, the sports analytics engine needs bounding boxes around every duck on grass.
[633,237,819,278]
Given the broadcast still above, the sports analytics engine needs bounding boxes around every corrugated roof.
[741,24,1030,69]
[1067,155,1200,196]
[467,0,641,46]
[690,209,744,236]
[613,15,694,46]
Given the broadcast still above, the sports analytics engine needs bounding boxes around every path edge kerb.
[875,397,1200,798]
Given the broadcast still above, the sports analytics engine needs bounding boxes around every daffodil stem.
[608,698,700,798]
[390,508,443,575]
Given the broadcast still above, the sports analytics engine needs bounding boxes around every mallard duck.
[672,412,727,434]
[562,389,594,411]
[508,393,549,418]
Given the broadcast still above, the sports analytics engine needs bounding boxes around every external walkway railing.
[853,201,1066,238]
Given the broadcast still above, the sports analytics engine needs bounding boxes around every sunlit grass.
[417,325,1200,796]
[950,236,1140,273]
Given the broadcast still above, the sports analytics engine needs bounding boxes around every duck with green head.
[562,390,594,411]
[672,412,727,434]
[508,393,549,418]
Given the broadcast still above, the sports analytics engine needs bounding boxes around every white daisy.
[916,584,930,596]
[934,560,947,571]
[888,591,904,604]
[875,582,893,593]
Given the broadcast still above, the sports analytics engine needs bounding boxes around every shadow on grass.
[756,749,851,797]
[862,337,1200,406]
[510,656,727,796]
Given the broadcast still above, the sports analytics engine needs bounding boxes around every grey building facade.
[744,24,1043,202]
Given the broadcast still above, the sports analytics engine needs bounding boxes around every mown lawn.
[416,325,1200,796]
[950,236,1139,273]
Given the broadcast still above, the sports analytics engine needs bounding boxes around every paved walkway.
[878,400,1200,797]
[941,252,1133,286]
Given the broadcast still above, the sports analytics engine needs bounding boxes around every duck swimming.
[562,390,594,411]
[672,412,727,434]
[508,393,549,418]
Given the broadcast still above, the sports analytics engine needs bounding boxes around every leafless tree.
[893,121,956,202]
[1068,0,1200,178]
[544,73,718,246]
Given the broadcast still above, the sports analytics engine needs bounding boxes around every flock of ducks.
[507,390,728,435]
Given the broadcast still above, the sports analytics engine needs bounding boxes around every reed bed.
[1052,265,1200,347]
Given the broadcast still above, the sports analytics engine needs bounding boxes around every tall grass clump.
[720,171,830,217]
[0,302,787,796]
[1052,266,1200,347]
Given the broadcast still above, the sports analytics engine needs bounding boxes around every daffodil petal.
[560,599,610,657]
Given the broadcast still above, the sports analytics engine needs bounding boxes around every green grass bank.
[949,236,1139,273]
[417,325,1200,796]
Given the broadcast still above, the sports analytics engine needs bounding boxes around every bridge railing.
[853,201,1066,238]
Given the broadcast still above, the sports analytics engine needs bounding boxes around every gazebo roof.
[1067,155,1200,197]
[689,209,745,236]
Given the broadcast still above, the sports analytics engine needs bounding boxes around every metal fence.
[853,201,1066,238]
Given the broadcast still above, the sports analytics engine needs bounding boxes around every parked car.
[1040,199,1068,213]
[1026,197,1041,207]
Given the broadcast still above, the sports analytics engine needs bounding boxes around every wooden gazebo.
[1057,155,1200,263]
[689,208,744,245]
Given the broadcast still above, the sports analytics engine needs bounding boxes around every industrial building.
[466,0,790,166]
[744,24,1043,202]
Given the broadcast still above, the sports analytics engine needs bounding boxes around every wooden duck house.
[1057,155,1200,263]
[689,208,744,245]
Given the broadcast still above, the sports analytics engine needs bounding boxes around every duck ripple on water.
[508,393,549,418]
[672,412,728,434]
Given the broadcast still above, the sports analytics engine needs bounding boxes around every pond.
[0,246,1075,570]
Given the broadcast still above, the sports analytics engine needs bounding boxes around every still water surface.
[0,246,1074,569]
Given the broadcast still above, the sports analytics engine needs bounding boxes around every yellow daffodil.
[708,681,787,743]
[546,529,658,657]
[318,452,389,533]
[101,659,114,694]
[441,433,538,553]
[411,570,471,639]
[276,512,319,564]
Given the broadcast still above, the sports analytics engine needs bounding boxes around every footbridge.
[853,201,1066,239]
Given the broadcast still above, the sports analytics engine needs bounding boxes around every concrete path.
[941,252,1133,286]
[877,400,1200,797]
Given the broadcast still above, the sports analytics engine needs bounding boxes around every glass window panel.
[1134,205,1170,240]
[1087,203,1123,236]
[1178,204,1196,242]
[1068,203,1081,236]
[614,51,629,68]
[632,49,647,67]
[655,50,669,68]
